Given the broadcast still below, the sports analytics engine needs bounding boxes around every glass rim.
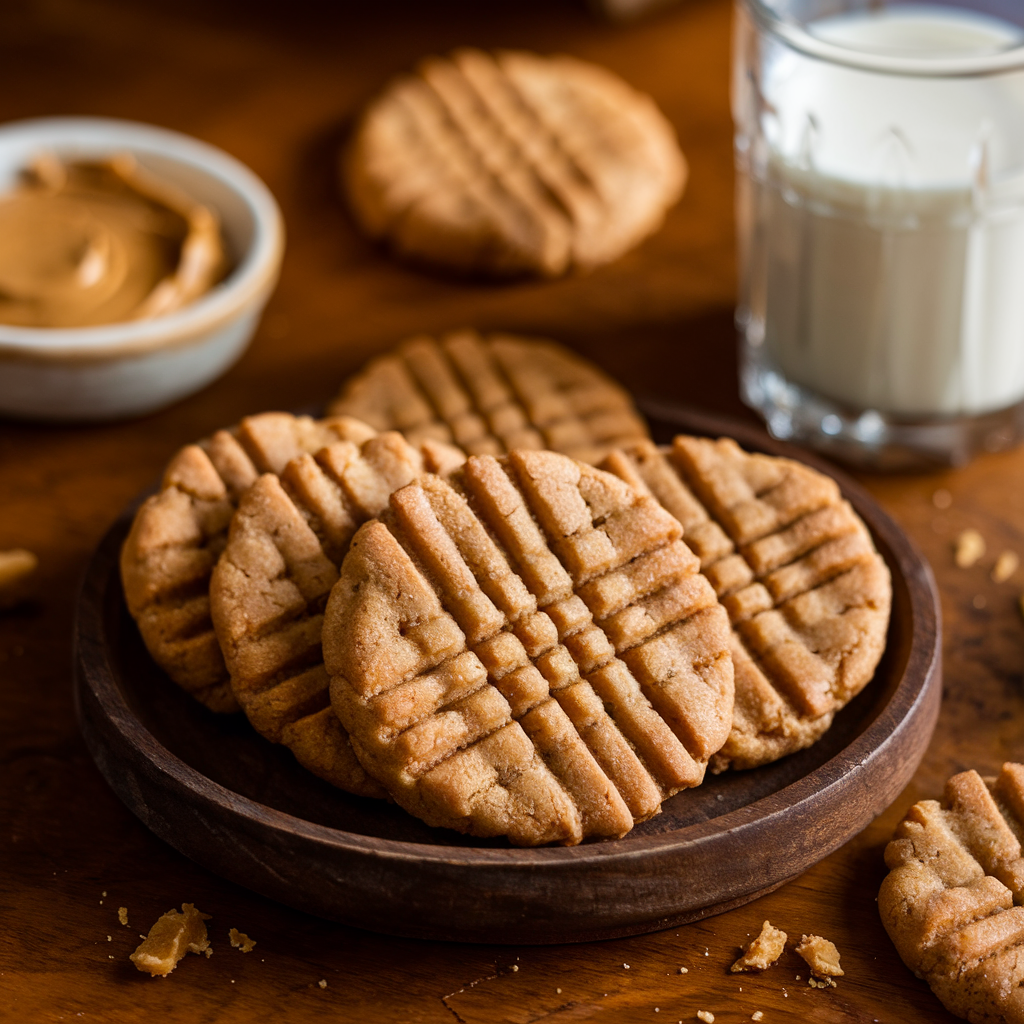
[742,0,1024,78]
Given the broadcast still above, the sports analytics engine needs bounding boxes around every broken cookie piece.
[795,934,843,988]
[130,903,211,977]
[229,927,256,953]
[731,920,787,973]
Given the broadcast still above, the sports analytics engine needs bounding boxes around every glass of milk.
[735,0,1024,467]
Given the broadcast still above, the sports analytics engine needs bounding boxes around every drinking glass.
[734,0,1024,467]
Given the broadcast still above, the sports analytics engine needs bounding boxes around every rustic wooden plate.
[73,408,941,944]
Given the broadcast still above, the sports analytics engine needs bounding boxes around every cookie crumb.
[623,963,630,969]
[795,934,843,986]
[106,935,111,942]
[118,907,128,927]
[993,551,1019,583]
[955,529,985,568]
[678,966,688,974]
[932,489,952,510]
[697,1012,715,1023]
[318,979,327,989]
[731,920,787,973]
[130,904,211,977]
[228,928,256,953]
[752,1013,764,1022]
[0,549,38,608]
[556,988,561,994]
[510,965,519,972]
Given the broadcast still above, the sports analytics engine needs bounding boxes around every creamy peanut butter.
[0,153,227,328]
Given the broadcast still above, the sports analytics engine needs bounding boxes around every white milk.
[743,5,1024,418]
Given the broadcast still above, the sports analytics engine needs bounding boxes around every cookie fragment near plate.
[119,413,380,712]
[344,48,686,278]
[601,436,891,771]
[329,329,649,464]
[323,449,734,846]
[209,430,466,797]
[880,764,1024,1024]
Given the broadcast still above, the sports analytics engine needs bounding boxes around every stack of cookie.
[121,329,891,847]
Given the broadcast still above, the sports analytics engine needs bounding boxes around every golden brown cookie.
[120,413,379,712]
[344,48,686,278]
[209,431,465,797]
[329,330,648,465]
[880,764,1024,1024]
[322,449,735,846]
[600,436,890,771]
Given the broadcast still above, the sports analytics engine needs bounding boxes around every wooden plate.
[73,408,941,944]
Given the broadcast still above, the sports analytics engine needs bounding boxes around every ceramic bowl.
[0,117,284,420]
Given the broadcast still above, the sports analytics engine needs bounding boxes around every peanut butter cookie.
[881,764,1024,1024]
[120,413,379,711]
[209,431,464,797]
[344,49,686,278]
[323,450,734,846]
[329,330,648,465]
[601,436,890,771]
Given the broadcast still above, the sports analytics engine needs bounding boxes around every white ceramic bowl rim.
[0,116,283,355]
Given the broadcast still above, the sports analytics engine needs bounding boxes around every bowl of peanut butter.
[0,117,284,420]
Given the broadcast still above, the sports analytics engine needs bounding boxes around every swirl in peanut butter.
[0,153,227,328]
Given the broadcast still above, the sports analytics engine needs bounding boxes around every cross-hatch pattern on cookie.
[209,428,466,797]
[329,331,649,465]
[881,764,1024,1024]
[344,50,685,278]
[322,449,734,846]
[119,413,382,712]
[600,436,890,771]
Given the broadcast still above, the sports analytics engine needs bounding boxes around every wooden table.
[3,1,1021,1020]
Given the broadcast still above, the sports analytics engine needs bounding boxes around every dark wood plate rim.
[74,406,942,941]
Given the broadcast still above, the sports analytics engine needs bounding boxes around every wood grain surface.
[2,0,1022,1021]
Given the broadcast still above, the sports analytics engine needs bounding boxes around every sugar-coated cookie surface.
[344,49,686,278]
[601,436,890,771]
[329,329,649,465]
[881,764,1024,1024]
[120,413,379,711]
[209,430,465,798]
[323,449,734,846]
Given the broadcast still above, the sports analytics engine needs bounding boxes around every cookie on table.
[120,413,380,712]
[880,764,1024,1024]
[209,431,465,797]
[329,330,649,465]
[344,48,685,279]
[600,436,890,771]
[322,449,735,846]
